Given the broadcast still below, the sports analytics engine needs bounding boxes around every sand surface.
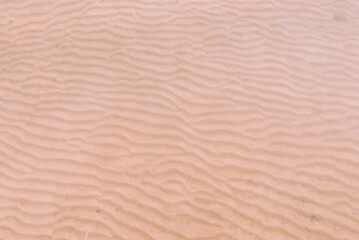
[1,0,359,239]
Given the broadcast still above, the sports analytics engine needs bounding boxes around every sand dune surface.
[1,0,359,239]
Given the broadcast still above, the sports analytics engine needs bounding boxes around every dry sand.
[1,0,359,239]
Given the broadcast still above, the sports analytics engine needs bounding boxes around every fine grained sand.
[1,0,359,239]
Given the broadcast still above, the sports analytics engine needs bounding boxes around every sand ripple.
[1,0,359,239]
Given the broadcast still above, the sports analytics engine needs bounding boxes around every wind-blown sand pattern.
[1,0,359,239]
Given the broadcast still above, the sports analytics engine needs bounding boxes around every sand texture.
[1,0,359,239]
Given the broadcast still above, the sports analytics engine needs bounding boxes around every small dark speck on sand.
[311,214,321,223]
[333,13,346,22]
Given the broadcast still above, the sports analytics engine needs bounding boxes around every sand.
[0,0,359,239]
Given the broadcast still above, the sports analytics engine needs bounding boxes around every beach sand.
[0,0,359,239]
